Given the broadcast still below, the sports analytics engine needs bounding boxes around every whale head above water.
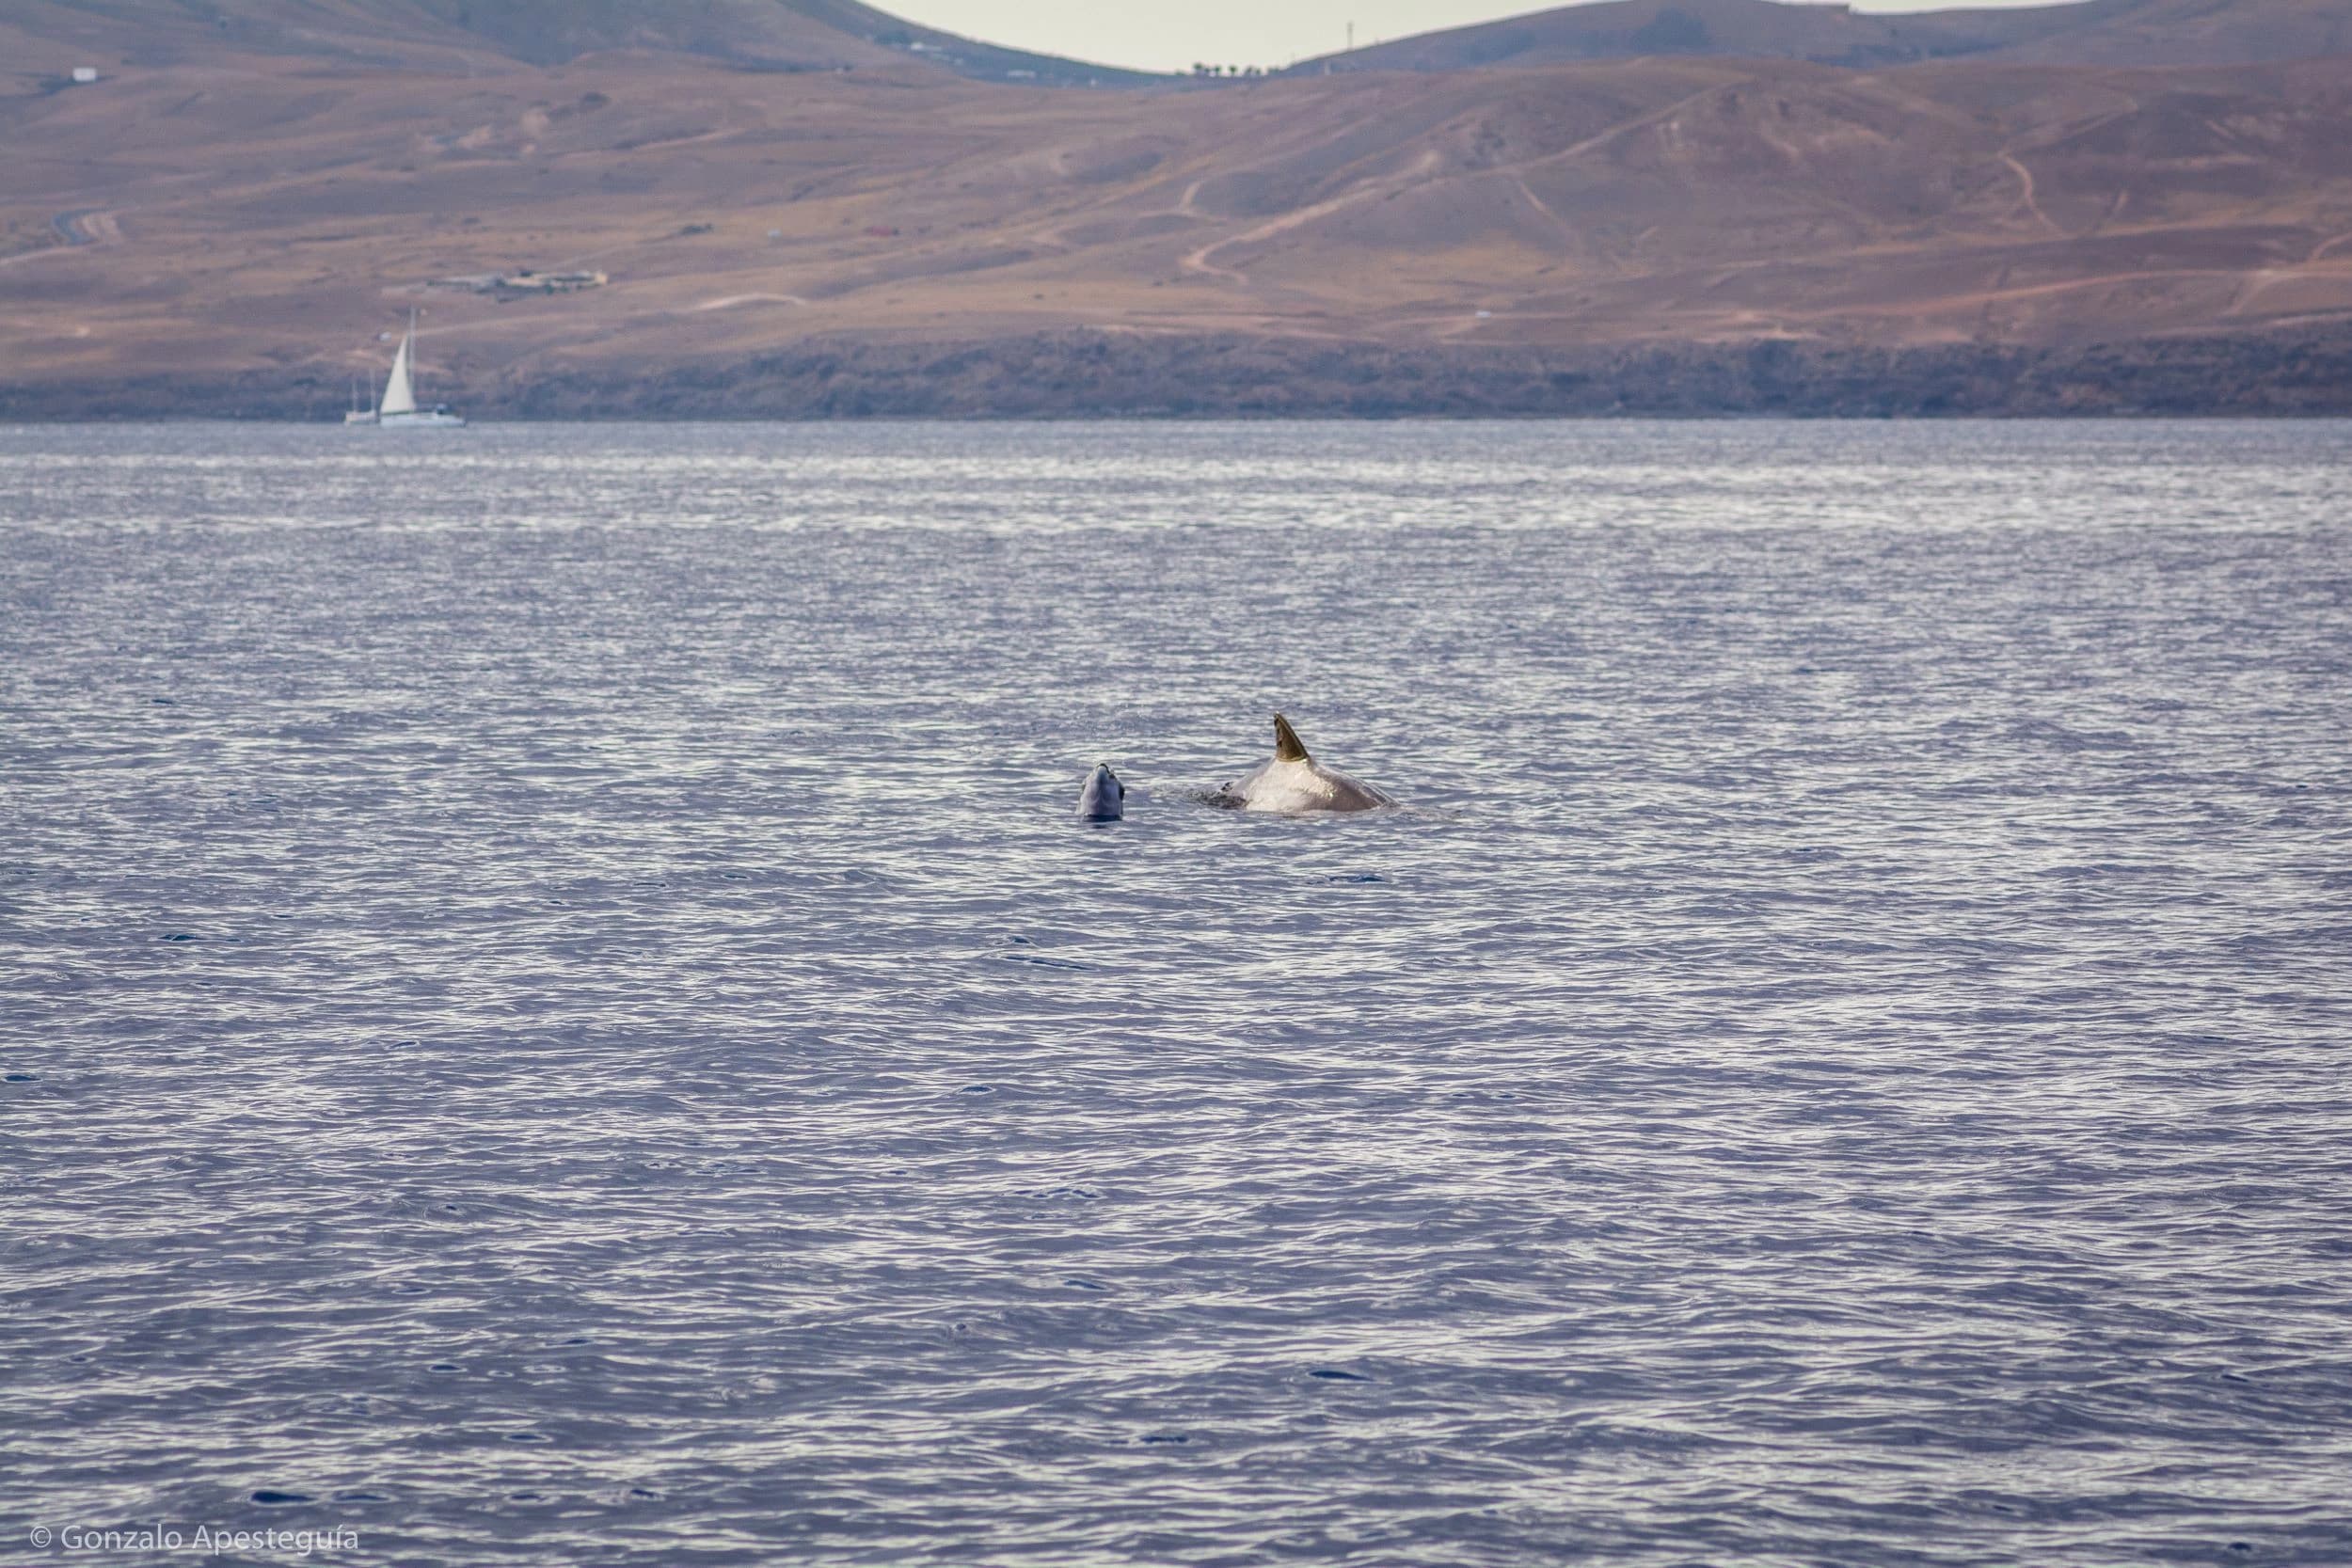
[1075,762,1126,820]
[1214,714,1394,814]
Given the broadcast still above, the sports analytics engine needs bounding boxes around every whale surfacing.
[1214,715,1393,814]
[1075,762,1127,820]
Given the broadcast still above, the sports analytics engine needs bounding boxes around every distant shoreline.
[6,327,2349,421]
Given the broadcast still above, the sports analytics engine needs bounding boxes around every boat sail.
[380,329,417,417]
[346,309,464,426]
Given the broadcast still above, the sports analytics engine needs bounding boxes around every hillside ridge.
[4,0,2350,414]
[0,0,1162,84]
[1293,0,2352,72]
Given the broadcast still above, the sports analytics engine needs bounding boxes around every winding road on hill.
[0,208,122,270]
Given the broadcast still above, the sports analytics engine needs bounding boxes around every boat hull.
[348,411,467,428]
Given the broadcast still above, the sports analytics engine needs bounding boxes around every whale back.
[1217,715,1393,813]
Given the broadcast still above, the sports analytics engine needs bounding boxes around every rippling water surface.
[4,420,2349,1566]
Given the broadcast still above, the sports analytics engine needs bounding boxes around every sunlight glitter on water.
[2,420,2348,1566]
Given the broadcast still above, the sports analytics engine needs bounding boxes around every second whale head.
[1076,762,1126,820]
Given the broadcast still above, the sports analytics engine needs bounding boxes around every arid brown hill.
[1298,0,2352,71]
[3,0,2350,415]
[0,0,1155,82]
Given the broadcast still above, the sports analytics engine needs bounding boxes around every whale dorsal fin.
[1273,714,1311,763]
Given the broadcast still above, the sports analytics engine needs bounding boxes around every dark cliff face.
[8,327,2349,420]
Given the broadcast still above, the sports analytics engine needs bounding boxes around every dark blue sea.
[3,420,2348,1566]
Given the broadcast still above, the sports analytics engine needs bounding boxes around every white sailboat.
[346,309,464,426]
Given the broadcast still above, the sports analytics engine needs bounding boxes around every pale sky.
[882,0,2074,73]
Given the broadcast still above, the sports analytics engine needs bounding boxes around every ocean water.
[2,420,2348,1567]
